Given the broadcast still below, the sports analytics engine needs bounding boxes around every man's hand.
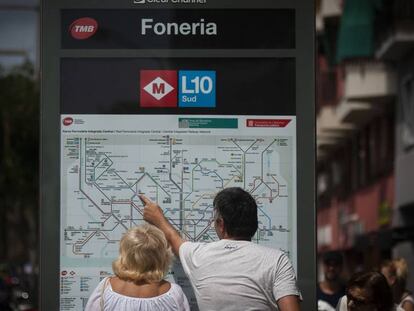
[140,194,184,256]
[140,195,167,229]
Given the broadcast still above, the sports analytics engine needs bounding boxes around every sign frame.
[41,0,315,309]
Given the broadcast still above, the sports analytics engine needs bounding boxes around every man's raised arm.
[140,195,184,256]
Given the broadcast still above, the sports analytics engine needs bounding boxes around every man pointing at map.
[141,187,301,311]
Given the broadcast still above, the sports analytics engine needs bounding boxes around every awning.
[337,0,383,62]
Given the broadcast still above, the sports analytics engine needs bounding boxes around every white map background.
[59,115,296,311]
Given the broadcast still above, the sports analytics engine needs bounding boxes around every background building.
[316,0,414,289]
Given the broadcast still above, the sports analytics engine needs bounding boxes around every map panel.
[60,115,296,310]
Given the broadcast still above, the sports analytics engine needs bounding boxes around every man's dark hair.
[213,187,258,240]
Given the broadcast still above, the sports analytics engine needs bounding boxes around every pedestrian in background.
[318,251,346,310]
[336,271,403,311]
[85,224,190,311]
[381,258,414,311]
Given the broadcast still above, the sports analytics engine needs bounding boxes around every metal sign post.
[41,1,315,309]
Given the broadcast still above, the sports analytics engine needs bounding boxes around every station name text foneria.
[141,18,217,36]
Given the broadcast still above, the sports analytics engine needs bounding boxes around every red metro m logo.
[152,82,166,95]
[140,70,178,107]
[70,17,98,40]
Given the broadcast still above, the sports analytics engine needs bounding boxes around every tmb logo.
[62,117,74,126]
[140,70,178,107]
[70,17,98,40]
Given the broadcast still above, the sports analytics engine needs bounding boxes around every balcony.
[320,0,342,19]
[375,0,414,61]
[318,106,355,135]
[343,61,397,103]
[336,99,382,126]
[317,106,355,161]
[316,0,342,34]
[376,22,414,61]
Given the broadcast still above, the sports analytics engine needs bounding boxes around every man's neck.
[220,234,251,241]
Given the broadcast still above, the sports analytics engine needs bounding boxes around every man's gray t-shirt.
[179,239,301,311]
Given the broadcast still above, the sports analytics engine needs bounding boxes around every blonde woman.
[85,224,190,311]
[381,258,414,311]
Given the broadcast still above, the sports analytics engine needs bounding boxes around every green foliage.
[0,61,39,260]
[0,62,39,195]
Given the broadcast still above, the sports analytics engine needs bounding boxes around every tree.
[0,62,39,264]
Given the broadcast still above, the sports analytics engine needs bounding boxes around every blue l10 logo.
[179,70,216,108]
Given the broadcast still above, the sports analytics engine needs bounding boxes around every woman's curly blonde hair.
[112,224,173,283]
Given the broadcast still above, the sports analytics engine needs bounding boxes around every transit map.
[59,115,296,310]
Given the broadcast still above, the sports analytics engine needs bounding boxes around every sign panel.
[60,58,295,115]
[59,56,296,310]
[41,1,315,310]
[61,9,295,49]
[60,114,296,309]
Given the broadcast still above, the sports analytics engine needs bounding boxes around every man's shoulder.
[180,240,287,259]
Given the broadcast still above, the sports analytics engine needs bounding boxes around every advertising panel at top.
[41,1,315,310]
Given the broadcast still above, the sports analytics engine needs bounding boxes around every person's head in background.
[112,224,173,284]
[322,251,344,283]
[346,271,394,311]
[212,187,258,241]
[381,258,410,304]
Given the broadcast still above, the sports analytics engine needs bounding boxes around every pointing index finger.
[139,194,151,205]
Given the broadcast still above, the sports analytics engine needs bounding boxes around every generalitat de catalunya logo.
[69,17,98,40]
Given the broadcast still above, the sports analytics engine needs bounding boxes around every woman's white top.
[399,294,414,308]
[318,299,336,311]
[336,296,404,311]
[85,277,190,311]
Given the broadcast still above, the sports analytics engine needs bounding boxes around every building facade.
[316,0,414,287]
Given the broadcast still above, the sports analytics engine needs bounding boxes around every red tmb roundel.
[63,117,73,126]
[70,17,98,40]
